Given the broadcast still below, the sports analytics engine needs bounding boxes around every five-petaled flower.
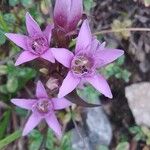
[5,12,55,66]
[11,81,72,137]
[54,0,83,33]
[52,20,124,98]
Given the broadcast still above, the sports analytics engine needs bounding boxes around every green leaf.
[0,65,8,75]
[0,29,6,45]
[0,85,9,94]
[46,129,54,149]
[20,0,33,7]
[129,126,145,141]
[59,133,71,150]
[84,0,95,13]
[0,130,21,149]
[15,107,27,117]
[0,110,11,139]
[116,142,129,150]
[141,126,150,138]
[9,0,19,6]
[0,13,9,32]
[6,76,18,93]
[28,130,43,150]
[116,56,125,66]
[4,13,16,25]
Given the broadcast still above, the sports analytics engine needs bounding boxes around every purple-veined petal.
[22,113,42,136]
[51,48,74,68]
[43,24,54,43]
[11,99,36,110]
[36,81,48,98]
[58,71,80,98]
[5,33,28,50]
[45,112,62,138]
[96,48,124,67]
[26,12,42,36]
[67,0,83,31]
[41,49,55,63]
[86,74,113,98]
[15,51,38,66]
[52,98,72,110]
[54,0,71,28]
[75,20,92,53]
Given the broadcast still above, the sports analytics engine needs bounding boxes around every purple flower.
[11,81,72,137]
[5,12,55,66]
[51,20,124,98]
[54,0,83,33]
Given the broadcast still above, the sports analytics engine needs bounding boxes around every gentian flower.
[54,0,83,33]
[11,81,72,137]
[5,12,55,66]
[51,20,124,98]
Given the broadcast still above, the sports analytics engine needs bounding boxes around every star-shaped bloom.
[11,81,72,137]
[54,0,83,33]
[51,20,124,98]
[5,12,55,66]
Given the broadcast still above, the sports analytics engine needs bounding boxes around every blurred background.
[0,0,150,149]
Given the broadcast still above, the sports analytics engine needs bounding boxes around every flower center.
[27,35,49,55]
[71,55,94,77]
[36,100,53,114]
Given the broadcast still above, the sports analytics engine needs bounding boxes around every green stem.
[94,27,150,35]
[0,130,22,149]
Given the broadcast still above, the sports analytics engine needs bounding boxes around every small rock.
[82,107,112,148]
[71,128,91,150]
[125,82,150,127]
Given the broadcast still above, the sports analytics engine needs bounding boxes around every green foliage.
[116,142,130,150]
[29,130,43,150]
[84,0,96,13]
[0,29,6,45]
[101,56,131,82]
[0,62,37,94]
[77,85,100,103]
[9,0,19,6]
[20,0,33,7]
[8,0,33,7]
[129,125,146,141]
[0,110,11,139]
[0,130,21,149]
[28,129,71,150]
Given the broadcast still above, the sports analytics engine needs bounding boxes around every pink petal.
[67,0,83,31]
[45,112,62,138]
[75,20,92,53]
[22,113,42,136]
[15,51,38,66]
[54,0,71,28]
[36,81,48,98]
[86,74,113,98]
[58,71,80,98]
[5,33,28,50]
[96,48,124,67]
[11,99,36,110]
[43,24,54,43]
[26,12,42,36]
[52,98,72,110]
[51,48,74,68]
[41,49,55,63]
